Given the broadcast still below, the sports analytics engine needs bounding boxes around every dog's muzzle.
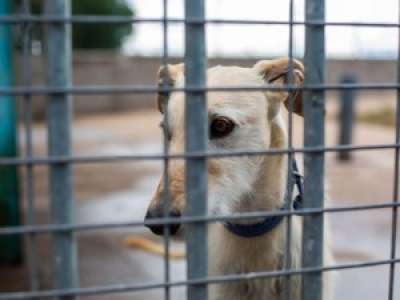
[144,208,181,236]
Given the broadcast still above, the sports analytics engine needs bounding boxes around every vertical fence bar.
[184,0,208,299]
[387,7,400,299]
[45,1,78,299]
[283,1,295,299]
[21,0,40,291]
[161,0,171,300]
[302,0,325,299]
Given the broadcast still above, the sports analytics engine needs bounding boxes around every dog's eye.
[210,117,235,139]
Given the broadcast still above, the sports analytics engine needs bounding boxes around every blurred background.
[1,0,400,299]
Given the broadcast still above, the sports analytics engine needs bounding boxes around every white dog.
[145,58,333,300]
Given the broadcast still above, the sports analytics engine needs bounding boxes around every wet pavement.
[2,109,400,299]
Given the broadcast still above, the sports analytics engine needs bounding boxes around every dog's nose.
[144,209,181,236]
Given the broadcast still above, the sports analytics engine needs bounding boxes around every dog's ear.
[254,58,304,116]
[157,63,184,114]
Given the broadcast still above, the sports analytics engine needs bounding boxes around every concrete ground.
[1,95,400,299]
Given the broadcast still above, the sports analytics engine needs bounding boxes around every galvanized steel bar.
[2,201,400,237]
[1,257,400,300]
[0,15,399,28]
[387,8,400,299]
[302,0,326,299]
[184,0,208,299]
[283,1,296,299]
[45,0,78,299]
[1,143,400,166]
[161,1,171,299]
[21,0,40,291]
[1,82,400,97]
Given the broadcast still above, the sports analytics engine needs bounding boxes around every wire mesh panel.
[0,0,399,300]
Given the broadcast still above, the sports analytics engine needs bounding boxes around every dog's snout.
[145,209,181,236]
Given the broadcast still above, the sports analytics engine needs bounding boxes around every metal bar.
[337,74,356,161]
[387,6,400,299]
[1,201,400,236]
[161,0,171,299]
[1,258,400,300]
[1,143,400,166]
[44,1,78,299]
[0,15,399,28]
[21,0,40,291]
[302,0,325,299]
[284,1,296,299]
[2,82,400,97]
[184,0,208,299]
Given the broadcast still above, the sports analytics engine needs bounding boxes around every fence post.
[338,74,356,161]
[184,0,208,299]
[45,1,78,299]
[302,0,325,299]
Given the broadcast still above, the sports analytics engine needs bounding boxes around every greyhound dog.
[144,58,333,300]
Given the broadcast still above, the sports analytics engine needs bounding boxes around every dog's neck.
[235,116,288,218]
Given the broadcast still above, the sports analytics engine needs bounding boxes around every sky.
[124,0,399,59]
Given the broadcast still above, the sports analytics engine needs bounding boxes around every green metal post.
[0,0,20,263]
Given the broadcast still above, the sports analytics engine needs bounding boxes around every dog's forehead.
[207,65,262,87]
[168,65,266,124]
[207,66,265,111]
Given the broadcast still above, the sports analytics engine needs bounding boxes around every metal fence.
[0,0,399,299]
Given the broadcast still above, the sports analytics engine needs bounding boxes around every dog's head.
[145,58,304,235]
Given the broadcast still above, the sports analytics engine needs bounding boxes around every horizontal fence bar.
[1,201,399,236]
[1,258,399,300]
[0,143,398,166]
[1,15,399,27]
[0,83,400,97]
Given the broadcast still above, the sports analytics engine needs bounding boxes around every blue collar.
[223,159,304,238]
